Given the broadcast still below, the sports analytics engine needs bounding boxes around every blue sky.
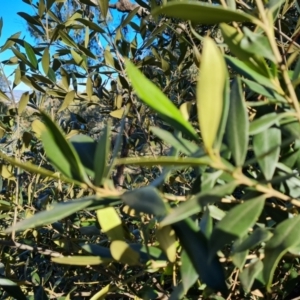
[0,1,141,94]
[0,0,35,91]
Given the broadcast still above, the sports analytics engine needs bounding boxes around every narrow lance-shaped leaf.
[151,2,255,24]
[94,123,110,186]
[209,195,266,258]
[121,186,168,217]
[98,0,109,19]
[0,32,21,53]
[219,23,271,79]
[197,37,227,155]
[18,91,30,114]
[125,60,198,141]
[42,47,50,75]
[24,41,38,69]
[40,112,90,183]
[225,76,249,166]
[97,207,124,241]
[263,215,300,291]
[6,197,95,233]
[173,218,227,291]
[58,90,75,112]
[253,127,281,180]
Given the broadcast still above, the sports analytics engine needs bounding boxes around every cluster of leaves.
[1,0,300,299]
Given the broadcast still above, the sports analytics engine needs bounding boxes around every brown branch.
[0,239,63,258]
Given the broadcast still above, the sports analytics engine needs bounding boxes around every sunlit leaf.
[58,90,75,112]
[18,91,30,114]
[197,37,227,155]
[152,2,255,24]
[97,207,124,241]
[125,60,198,140]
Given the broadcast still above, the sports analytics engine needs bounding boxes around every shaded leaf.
[40,112,90,183]
[209,195,265,257]
[173,218,227,291]
[6,197,95,233]
[253,127,281,180]
[24,41,38,69]
[160,181,237,227]
[121,186,167,217]
[94,123,110,186]
[263,216,300,291]
[225,77,248,166]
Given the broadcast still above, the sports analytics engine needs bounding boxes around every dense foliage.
[1,0,300,299]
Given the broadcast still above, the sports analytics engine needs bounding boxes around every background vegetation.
[1,0,300,299]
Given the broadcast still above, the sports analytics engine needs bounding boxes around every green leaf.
[97,207,124,241]
[0,90,11,102]
[75,18,105,33]
[242,78,286,102]
[110,240,140,265]
[209,195,265,257]
[58,90,75,112]
[263,216,300,291]
[60,67,70,90]
[231,237,248,270]
[0,32,21,53]
[90,284,113,300]
[151,2,255,24]
[70,134,97,177]
[173,218,227,291]
[86,76,93,100]
[253,127,281,180]
[40,112,90,183]
[160,181,238,227]
[18,91,30,114]
[24,41,38,69]
[121,186,167,217]
[98,0,109,18]
[121,7,140,27]
[125,60,198,141]
[0,278,27,300]
[71,49,87,71]
[104,47,115,68]
[180,250,198,294]
[197,37,227,155]
[0,150,85,187]
[220,23,271,78]
[225,55,281,92]
[225,77,249,166]
[6,197,95,233]
[94,123,110,186]
[249,113,286,135]
[150,126,202,156]
[233,228,273,253]
[241,27,276,63]
[58,30,78,48]
[52,255,112,265]
[156,225,177,262]
[240,260,263,292]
